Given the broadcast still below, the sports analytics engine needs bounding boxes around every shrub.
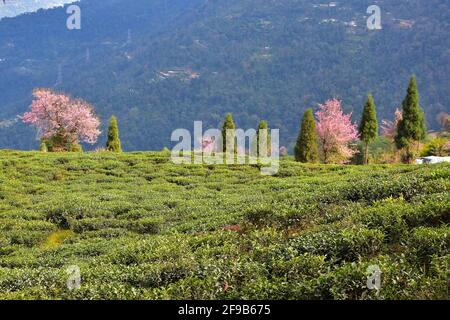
[353,201,410,243]
[39,141,48,152]
[129,218,162,234]
[0,151,448,300]
[244,206,277,227]
[408,227,449,266]
[106,116,122,153]
[405,196,450,227]
[421,137,450,156]
[290,227,384,262]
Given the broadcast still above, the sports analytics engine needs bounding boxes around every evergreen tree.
[295,108,319,163]
[256,120,271,156]
[222,113,236,153]
[39,140,48,152]
[106,115,122,152]
[68,141,83,152]
[395,76,427,163]
[359,94,378,164]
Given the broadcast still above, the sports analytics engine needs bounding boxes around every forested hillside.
[0,0,449,150]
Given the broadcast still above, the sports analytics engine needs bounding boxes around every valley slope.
[0,0,449,150]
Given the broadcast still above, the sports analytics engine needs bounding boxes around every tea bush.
[408,227,449,266]
[0,150,448,300]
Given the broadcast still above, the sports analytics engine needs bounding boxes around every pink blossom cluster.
[21,89,101,144]
[316,99,359,162]
[201,136,216,153]
[279,146,288,156]
[381,108,403,140]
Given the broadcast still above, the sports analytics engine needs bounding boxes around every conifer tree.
[256,120,271,156]
[106,115,122,152]
[222,113,236,153]
[359,94,378,164]
[69,141,83,152]
[395,76,427,163]
[39,140,48,152]
[295,108,319,163]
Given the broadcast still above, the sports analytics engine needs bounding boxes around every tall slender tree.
[256,120,271,156]
[295,109,319,163]
[39,140,48,152]
[395,76,427,163]
[106,115,122,152]
[222,113,236,153]
[359,94,378,164]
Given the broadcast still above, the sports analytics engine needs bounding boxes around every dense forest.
[0,0,449,150]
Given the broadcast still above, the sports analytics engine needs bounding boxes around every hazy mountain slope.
[0,0,449,150]
[0,0,77,19]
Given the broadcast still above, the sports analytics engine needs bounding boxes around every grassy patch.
[40,230,75,250]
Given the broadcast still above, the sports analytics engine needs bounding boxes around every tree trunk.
[364,143,369,165]
[404,145,414,164]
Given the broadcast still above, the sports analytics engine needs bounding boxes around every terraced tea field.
[0,151,448,299]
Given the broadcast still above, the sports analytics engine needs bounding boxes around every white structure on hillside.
[416,156,450,164]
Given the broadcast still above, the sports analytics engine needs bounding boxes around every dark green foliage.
[295,109,319,163]
[41,136,82,153]
[359,94,378,164]
[256,120,271,156]
[395,76,427,161]
[130,218,162,234]
[0,1,449,151]
[290,227,384,262]
[244,205,277,227]
[408,227,449,267]
[352,137,393,165]
[222,113,236,153]
[106,116,122,153]
[68,141,83,153]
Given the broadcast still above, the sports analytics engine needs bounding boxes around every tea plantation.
[0,151,448,299]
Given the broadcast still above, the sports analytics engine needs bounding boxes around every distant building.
[416,156,450,164]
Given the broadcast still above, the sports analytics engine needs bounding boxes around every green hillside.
[1,0,450,150]
[0,151,448,299]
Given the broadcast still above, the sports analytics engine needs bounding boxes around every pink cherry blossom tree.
[21,88,101,151]
[315,99,359,163]
[201,136,216,153]
[381,108,403,141]
[279,146,288,157]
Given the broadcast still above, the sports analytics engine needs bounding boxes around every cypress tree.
[39,140,48,152]
[106,115,122,152]
[256,120,271,156]
[69,141,83,152]
[295,108,319,163]
[395,76,427,162]
[359,94,378,164]
[222,113,236,153]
